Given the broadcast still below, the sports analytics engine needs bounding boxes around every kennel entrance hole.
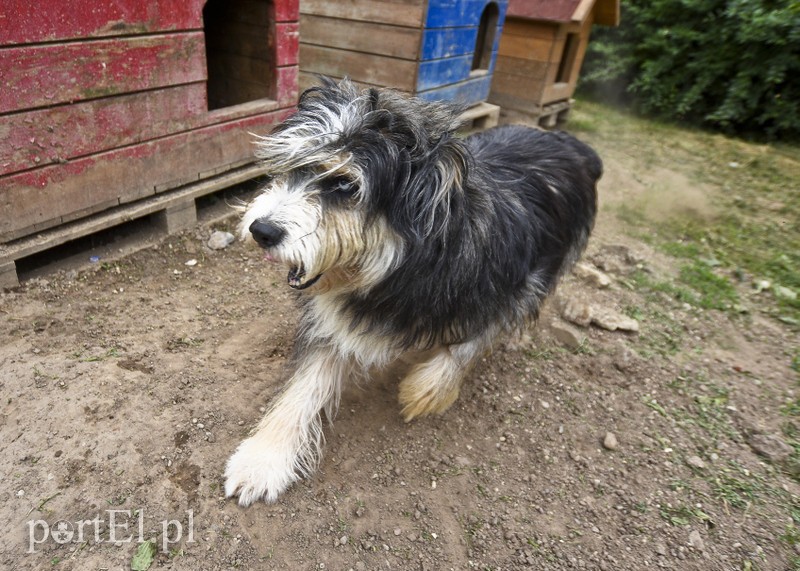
[471,2,500,73]
[203,0,276,109]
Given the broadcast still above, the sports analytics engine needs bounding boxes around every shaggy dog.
[225,78,601,505]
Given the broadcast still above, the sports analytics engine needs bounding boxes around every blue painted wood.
[425,0,509,29]
[421,26,478,60]
[417,55,472,91]
[417,74,493,106]
[417,49,497,90]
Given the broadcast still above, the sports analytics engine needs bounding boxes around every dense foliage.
[580,0,800,139]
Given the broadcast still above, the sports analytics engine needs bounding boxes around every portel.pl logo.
[27,509,194,554]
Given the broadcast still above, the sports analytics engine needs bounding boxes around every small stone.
[686,455,705,470]
[655,542,668,556]
[774,285,797,301]
[562,298,593,327]
[747,433,793,463]
[549,320,585,350]
[355,563,366,571]
[207,230,235,250]
[393,528,401,536]
[339,535,348,546]
[603,432,618,451]
[573,262,612,288]
[688,530,705,551]
[592,308,639,332]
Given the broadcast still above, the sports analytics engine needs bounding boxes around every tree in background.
[580,0,800,139]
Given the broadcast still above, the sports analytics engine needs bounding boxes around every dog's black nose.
[249,220,286,248]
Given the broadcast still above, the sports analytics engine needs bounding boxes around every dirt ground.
[2,111,798,571]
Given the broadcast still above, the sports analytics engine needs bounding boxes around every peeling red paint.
[0,0,205,45]
[0,0,299,242]
[0,33,206,113]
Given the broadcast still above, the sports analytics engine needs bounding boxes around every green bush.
[580,0,800,139]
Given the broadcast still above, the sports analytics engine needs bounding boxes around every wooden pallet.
[537,99,573,128]
[458,102,501,131]
[0,162,268,288]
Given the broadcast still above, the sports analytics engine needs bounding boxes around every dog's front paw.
[224,437,299,506]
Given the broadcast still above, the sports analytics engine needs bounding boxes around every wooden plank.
[594,0,620,27]
[2,84,206,177]
[487,90,541,113]
[299,44,416,91]
[0,163,270,276]
[0,0,205,45]
[300,0,425,28]
[497,31,558,61]
[0,109,295,242]
[490,69,545,100]
[300,15,420,60]
[541,81,573,105]
[493,55,550,80]
[417,74,493,105]
[274,0,301,22]
[501,18,558,39]
[421,26,478,60]
[425,0,509,28]
[417,55,473,91]
[0,33,206,114]
[276,22,301,66]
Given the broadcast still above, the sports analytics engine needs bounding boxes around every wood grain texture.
[299,44,416,90]
[0,33,206,113]
[300,0,425,27]
[0,0,204,45]
[425,0,509,28]
[0,109,295,242]
[300,15,420,59]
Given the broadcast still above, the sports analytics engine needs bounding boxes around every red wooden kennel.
[0,0,300,287]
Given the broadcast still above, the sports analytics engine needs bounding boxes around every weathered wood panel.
[0,109,295,242]
[299,44,416,91]
[497,30,557,61]
[494,55,549,80]
[2,84,206,177]
[417,73,492,104]
[300,15,420,59]
[0,0,204,45]
[417,55,474,91]
[4,63,298,178]
[425,0,509,28]
[276,22,301,65]
[421,26,479,59]
[299,72,381,93]
[300,0,426,27]
[501,18,558,39]
[0,33,206,113]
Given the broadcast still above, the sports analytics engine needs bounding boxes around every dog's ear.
[368,88,381,111]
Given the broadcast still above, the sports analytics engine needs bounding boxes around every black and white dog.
[226,78,600,505]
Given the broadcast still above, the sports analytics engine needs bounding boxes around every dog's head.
[240,78,468,292]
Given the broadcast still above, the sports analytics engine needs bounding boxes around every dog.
[225,78,601,505]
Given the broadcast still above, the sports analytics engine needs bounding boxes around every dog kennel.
[298,0,509,106]
[489,0,619,125]
[0,0,300,287]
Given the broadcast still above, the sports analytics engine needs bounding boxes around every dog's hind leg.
[398,336,490,422]
[225,346,349,505]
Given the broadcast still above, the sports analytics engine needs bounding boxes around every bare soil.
[1,113,798,571]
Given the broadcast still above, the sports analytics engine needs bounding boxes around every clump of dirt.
[1,117,798,571]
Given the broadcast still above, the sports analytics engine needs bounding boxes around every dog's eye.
[323,176,358,196]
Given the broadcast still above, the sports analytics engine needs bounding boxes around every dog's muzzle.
[249,220,323,290]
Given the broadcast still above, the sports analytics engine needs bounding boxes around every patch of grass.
[710,462,769,510]
[571,99,800,326]
[677,264,739,311]
[659,504,713,527]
